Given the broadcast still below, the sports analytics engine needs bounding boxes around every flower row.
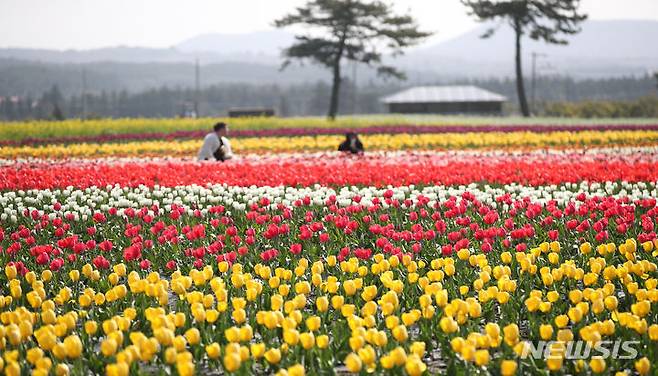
[4,130,658,159]
[2,150,657,189]
[3,116,652,142]
[4,123,658,147]
[4,146,657,166]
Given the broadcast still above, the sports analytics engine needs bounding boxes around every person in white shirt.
[197,122,234,161]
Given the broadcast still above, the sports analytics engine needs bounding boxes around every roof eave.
[381,99,507,104]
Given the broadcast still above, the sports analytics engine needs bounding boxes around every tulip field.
[2,117,658,376]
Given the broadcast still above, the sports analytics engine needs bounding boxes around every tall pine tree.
[275,0,429,119]
[461,0,587,116]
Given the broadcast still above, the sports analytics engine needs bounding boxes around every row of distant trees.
[2,75,655,121]
[0,85,67,121]
[275,0,588,118]
[545,96,658,118]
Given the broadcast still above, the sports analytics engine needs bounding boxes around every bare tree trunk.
[514,22,530,117]
[327,30,349,121]
[328,61,341,120]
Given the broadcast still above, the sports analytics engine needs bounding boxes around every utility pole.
[194,58,200,118]
[531,52,547,116]
[81,68,87,121]
[352,61,358,114]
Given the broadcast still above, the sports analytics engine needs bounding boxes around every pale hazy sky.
[1,0,657,49]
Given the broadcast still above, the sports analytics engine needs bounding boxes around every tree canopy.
[275,0,429,119]
[463,0,587,43]
[462,0,587,116]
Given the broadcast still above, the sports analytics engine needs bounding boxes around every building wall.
[388,101,503,115]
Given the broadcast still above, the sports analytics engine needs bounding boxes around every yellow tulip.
[84,321,98,335]
[305,316,321,331]
[205,309,219,323]
[343,280,357,296]
[460,344,475,362]
[284,329,300,345]
[68,270,80,282]
[176,361,195,376]
[344,353,362,373]
[300,332,315,350]
[163,347,177,364]
[287,364,305,376]
[539,324,553,340]
[101,338,118,356]
[316,335,330,349]
[184,328,200,345]
[4,362,20,376]
[546,356,563,372]
[405,354,427,376]
[63,335,83,358]
[357,345,376,366]
[223,352,241,372]
[474,349,489,366]
[5,265,17,280]
[648,324,658,340]
[590,356,606,373]
[26,347,44,365]
[500,360,517,376]
[555,314,569,328]
[250,343,266,358]
[635,357,650,375]
[392,325,408,342]
[232,308,247,324]
[55,364,69,376]
[225,327,240,343]
[264,348,282,364]
[410,341,426,357]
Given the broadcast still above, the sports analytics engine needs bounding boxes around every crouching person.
[338,132,364,154]
[198,122,234,161]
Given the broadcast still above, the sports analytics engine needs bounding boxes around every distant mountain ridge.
[0,30,296,65]
[0,46,276,65]
[1,20,656,70]
[419,20,658,59]
[176,30,294,56]
[396,19,658,78]
[0,46,193,64]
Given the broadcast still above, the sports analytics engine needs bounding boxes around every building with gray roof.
[381,85,506,114]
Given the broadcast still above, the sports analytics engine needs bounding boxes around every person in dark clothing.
[338,132,364,154]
